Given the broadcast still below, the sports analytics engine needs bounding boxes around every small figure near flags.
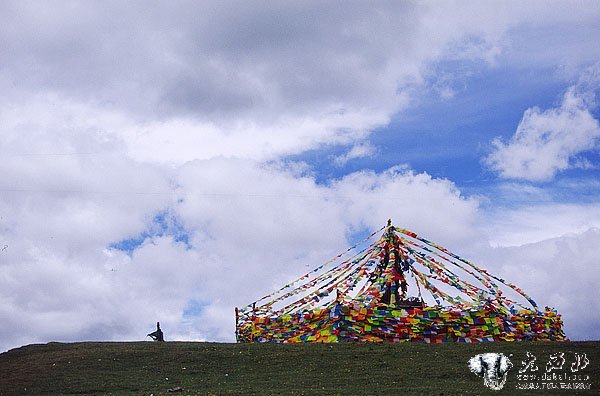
[147,322,164,342]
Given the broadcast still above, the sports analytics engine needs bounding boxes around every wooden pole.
[235,307,239,342]
[251,303,256,343]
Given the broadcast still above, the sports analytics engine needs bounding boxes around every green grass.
[0,341,597,395]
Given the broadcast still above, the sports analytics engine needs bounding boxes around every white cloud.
[475,228,600,341]
[1,145,599,349]
[1,1,600,352]
[480,202,600,247]
[1,2,598,163]
[0,154,482,350]
[485,63,600,181]
[333,142,377,166]
[122,109,387,164]
[329,167,482,247]
[169,160,483,341]
[469,201,600,341]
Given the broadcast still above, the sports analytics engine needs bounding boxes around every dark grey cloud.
[0,1,422,120]
[2,1,599,126]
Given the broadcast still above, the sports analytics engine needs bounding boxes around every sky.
[1,1,600,352]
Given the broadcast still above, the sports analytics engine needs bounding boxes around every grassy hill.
[0,341,597,395]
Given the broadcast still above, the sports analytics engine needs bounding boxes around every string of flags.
[236,221,566,343]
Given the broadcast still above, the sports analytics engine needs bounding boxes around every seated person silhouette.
[147,321,164,342]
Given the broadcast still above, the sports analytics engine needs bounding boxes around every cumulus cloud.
[0,154,482,351]
[169,160,482,341]
[1,146,598,350]
[0,1,417,162]
[475,228,600,341]
[485,63,600,181]
[481,203,600,247]
[470,203,600,341]
[333,142,377,166]
[2,1,598,163]
[1,1,600,352]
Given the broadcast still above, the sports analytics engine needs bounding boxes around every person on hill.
[147,322,164,342]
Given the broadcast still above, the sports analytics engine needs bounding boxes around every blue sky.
[1,1,600,351]
[110,211,191,255]
[291,62,600,207]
